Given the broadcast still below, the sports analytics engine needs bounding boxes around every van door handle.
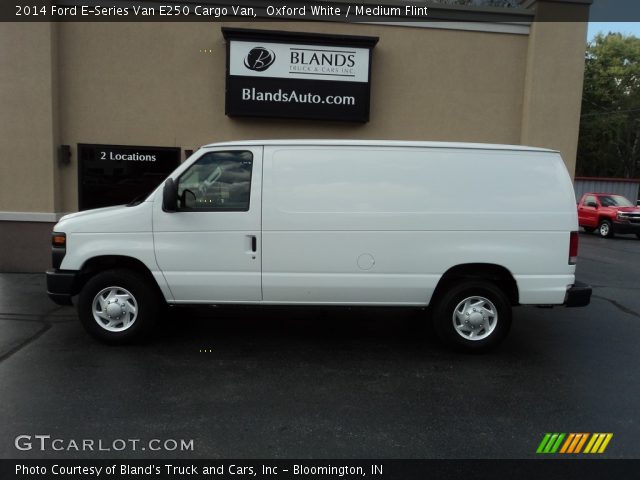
[251,235,257,252]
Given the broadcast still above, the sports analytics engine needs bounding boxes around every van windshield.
[598,195,634,207]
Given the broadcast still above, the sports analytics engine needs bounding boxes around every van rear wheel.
[77,269,159,344]
[432,281,511,352]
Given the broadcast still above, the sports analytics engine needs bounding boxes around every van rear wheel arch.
[430,263,519,307]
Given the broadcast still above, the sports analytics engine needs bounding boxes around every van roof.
[201,139,558,153]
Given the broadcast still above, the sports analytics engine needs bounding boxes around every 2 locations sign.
[223,28,378,122]
[78,144,180,211]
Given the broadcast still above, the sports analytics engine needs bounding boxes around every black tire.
[432,281,512,352]
[636,234,640,240]
[583,227,595,233]
[77,269,159,344]
[598,219,614,238]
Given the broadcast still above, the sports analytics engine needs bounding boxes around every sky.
[586,0,640,40]
[588,22,640,41]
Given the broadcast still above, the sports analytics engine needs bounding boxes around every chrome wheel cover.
[92,286,138,332]
[452,295,498,341]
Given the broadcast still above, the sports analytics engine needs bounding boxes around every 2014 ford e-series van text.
[46,140,591,351]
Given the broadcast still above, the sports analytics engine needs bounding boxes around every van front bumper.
[564,281,592,307]
[46,269,79,306]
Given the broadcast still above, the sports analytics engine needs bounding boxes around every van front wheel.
[432,281,511,352]
[77,269,159,344]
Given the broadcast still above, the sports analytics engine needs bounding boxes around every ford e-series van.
[46,140,591,351]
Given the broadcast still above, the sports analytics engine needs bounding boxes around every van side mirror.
[181,188,197,209]
[162,178,178,212]
[586,201,598,208]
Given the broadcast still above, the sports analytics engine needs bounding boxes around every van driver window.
[177,151,253,211]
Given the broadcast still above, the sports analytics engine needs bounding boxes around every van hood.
[54,202,153,234]
[58,205,127,222]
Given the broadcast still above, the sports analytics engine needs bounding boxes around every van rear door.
[152,147,263,303]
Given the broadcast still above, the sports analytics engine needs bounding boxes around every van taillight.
[569,231,578,265]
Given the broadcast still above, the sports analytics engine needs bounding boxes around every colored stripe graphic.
[536,434,552,453]
[567,433,583,453]
[598,433,614,453]
[537,433,613,454]
[584,433,613,454]
[536,433,565,454]
[550,433,565,453]
[584,434,599,453]
[574,433,589,453]
[559,433,575,453]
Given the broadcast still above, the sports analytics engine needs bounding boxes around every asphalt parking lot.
[1,232,639,459]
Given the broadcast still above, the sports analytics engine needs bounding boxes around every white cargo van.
[47,140,591,351]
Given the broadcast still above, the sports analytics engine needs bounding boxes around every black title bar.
[3,0,631,23]
[3,459,640,480]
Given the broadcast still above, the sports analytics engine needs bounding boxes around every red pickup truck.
[577,193,640,238]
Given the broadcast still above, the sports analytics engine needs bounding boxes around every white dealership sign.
[229,40,370,83]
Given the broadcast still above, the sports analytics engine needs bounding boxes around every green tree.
[578,33,640,178]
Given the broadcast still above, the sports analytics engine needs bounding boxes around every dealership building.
[0,0,591,272]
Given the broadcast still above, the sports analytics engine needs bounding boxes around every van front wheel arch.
[77,269,159,344]
[432,281,512,352]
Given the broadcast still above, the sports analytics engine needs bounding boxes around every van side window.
[176,151,253,211]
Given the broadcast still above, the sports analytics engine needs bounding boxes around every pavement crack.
[0,306,70,317]
[0,315,53,322]
[0,319,52,363]
[593,294,640,319]
[0,314,75,324]
[0,309,63,363]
